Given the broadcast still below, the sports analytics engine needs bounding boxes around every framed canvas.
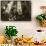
[1,0,31,21]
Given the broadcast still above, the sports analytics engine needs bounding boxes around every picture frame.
[1,0,31,21]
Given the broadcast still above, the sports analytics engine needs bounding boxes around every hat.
[40,6,46,9]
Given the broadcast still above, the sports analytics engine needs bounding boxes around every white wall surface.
[0,0,46,42]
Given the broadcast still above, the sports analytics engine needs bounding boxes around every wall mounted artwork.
[1,1,31,21]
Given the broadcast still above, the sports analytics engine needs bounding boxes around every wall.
[0,0,46,42]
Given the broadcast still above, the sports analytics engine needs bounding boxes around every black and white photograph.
[1,1,31,21]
